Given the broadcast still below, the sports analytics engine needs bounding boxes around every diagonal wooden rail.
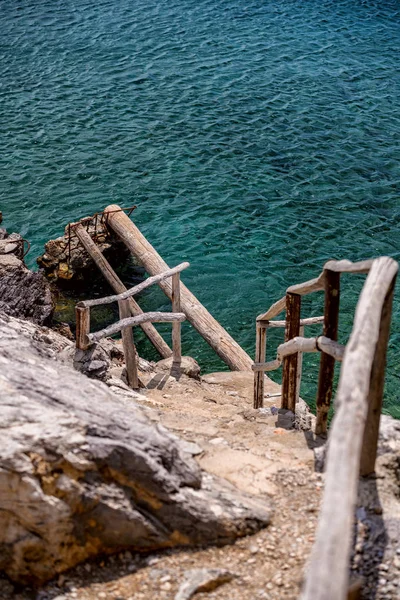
[73,223,172,359]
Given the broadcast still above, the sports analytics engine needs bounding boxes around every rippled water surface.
[1,0,400,416]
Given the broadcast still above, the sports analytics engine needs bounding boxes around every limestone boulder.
[0,313,271,585]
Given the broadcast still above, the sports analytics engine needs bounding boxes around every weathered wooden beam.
[302,256,398,600]
[324,259,373,274]
[253,322,267,408]
[104,205,253,371]
[171,272,182,365]
[88,312,186,343]
[80,262,190,308]
[360,275,396,476]
[74,223,172,359]
[281,292,301,411]
[252,335,345,371]
[118,299,139,389]
[315,269,340,436]
[75,305,90,350]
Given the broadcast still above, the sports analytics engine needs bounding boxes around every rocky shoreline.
[0,219,399,600]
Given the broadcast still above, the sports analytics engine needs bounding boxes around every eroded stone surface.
[0,313,271,585]
[0,254,53,325]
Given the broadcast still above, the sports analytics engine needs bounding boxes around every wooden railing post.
[75,305,90,350]
[360,275,396,476]
[171,272,182,366]
[118,299,139,389]
[254,321,267,408]
[281,292,301,411]
[315,269,340,435]
[296,324,305,403]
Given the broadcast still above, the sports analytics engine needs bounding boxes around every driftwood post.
[74,223,172,359]
[118,299,139,389]
[315,269,340,435]
[254,321,267,408]
[104,204,253,372]
[360,276,396,476]
[281,293,301,411]
[171,272,182,366]
[75,305,90,350]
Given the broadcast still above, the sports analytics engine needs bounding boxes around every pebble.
[161,582,172,591]
[266,582,274,590]
[98,594,107,599]
[249,545,259,554]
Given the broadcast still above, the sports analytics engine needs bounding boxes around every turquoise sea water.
[1,0,400,417]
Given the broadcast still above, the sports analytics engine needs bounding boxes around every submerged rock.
[0,313,272,585]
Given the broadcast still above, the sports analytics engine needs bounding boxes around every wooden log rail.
[254,259,376,427]
[302,256,398,600]
[252,335,345,372]
[76,263,187,389]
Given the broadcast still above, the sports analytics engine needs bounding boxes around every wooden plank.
[104,204,253,371]
[74,223,172,359]
[360,275,396,476]
[281,293,301,411]
[75,305,90,350]
[171,272,182,365]
[302,256,398,600]
[88,312,186,343]
[315,269,340,436]
[253,323,267,408]
[80,262,190,308]
[118,299,139,389]
[324,259,373,274]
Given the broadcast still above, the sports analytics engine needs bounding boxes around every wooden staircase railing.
[75,262,188,389]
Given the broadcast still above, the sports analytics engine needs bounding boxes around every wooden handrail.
[302,256,398,600]
[257,316,324,328]
[87,312,186,343]
[323,258,373,273]
[252,335,345,372]
[257,260,374,323]
[78,262,190,308]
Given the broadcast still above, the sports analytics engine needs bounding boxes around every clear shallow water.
[1,0,400,416]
